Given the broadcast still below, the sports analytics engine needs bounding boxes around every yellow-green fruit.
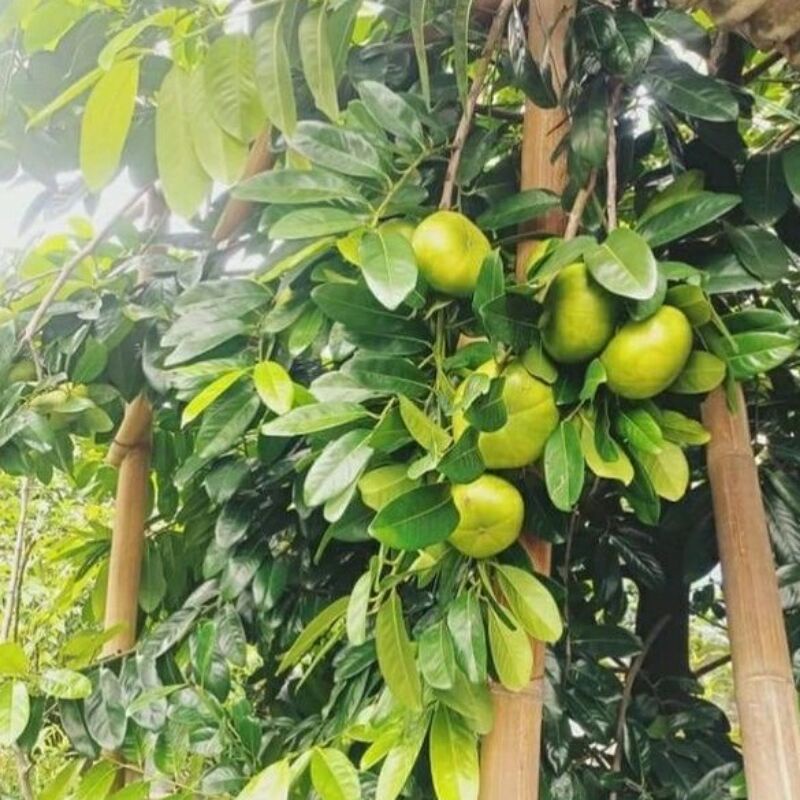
[601,306,693,399]
[541,263,617,363]
[411,210,490,296]
[7,359,36,383]
[453,360,559,469]
[449,474,524,559]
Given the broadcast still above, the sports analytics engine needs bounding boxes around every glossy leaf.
[477,189,560,230]
[311,748,361,800]
[375,592,422,711]
[495,564,563,642]
[544,420,585,511]
[254,13,297,135]
[277,596,348,672]
[235,167,361,204]
[359,230,419,310]
[725,224,789,283]
[488,607,533,691]
[585,228,658,300]
[419,620,456,690]
[304,429,374,507]
[253,360,294,414]
[262,401,369,436]
[636,441,689,502]
[669,351,726,393]
[0,681,29,745]
[370,484,459,550]
[236,759,289,800]
[292,121,386,180]
[740,152,792,225]
[429,705,479,800]
[299,7,340,120]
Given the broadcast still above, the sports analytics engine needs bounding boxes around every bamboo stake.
[480,2,574,799]
[702,385,800,797]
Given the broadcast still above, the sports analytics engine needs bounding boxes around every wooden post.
[702,385,800,797]
[480,2,574,799]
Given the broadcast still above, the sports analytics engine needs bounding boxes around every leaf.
[488,607,533,691]
[659,409,710,445]
[357,81,423,143]
[195,383,261,462]
[783,143,800,200]
[669,350,726,393]
[262,401,369,436]
[636,191,740,248]
[740,152,793,225]
[0,681,29,745]
[235,167,362,204]
[375,716,429,800]
[719,332,798,380]
[579,413,633,485]
[410,0,430,106]
[254,13,297,135]
[664,284,712,326]
[311,748,361,800]
[615,407,664,454]
[446,593,487,684]
[215,500,252,548]
[0,643,28,677]
[236,759,290,800]
[644,55,738,122]
[507,3,557,108]
[570,78,608,167]
[375,592,422,711]
[292,120,386,180]
[724,224,789,283]
[74,761,117,800]
[359,230,419,310]
[97,9,177,69]
[204,34,264,142]
[346,572,371,645]
[80,59,139,191]
[636,441,689,502]
[495,564,563,642]
[253,361,294,414]
[464,377,506,432]
[453,0,474,100]
[398,396,451,455]
[39,668,92,700]
[477,189,560,230]
[139,543,167,613]
[544,420,585,512]
[419,621,456,690]
[182,370,245,426]
[370,484,459,550]
[433,668,493,734]
[345,355,429,399]
[610,10,653,78]
[584,228,658,300]
[579,359,607,402]
[439,428,485,484]
[305,429,374,507]
[270,207,366,239]
[300,7,340,120]
[39,759,85,800]
[429,705,479,800]
[278,596,348,672]
[156,65,211,218]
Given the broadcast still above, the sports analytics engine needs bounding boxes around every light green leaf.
[97,9,177,69]
[28,67,103,128]
[292,120,386,180]
[669,351,726,393]
[39,759,85,800]
[718,332,798,380]
[261,401,369,436]
[579,413,633,486]
[370,484,459,550]
[375,715,429,800]
[278,596,348,672]
[410,0,430,106]
[429,705,479,800]
[659,409,710,445]
[80,59,139,191]
[255,12,297,135]
[359,230,419,310]
[398,396,451,455]
[0,643,28,677]
[304,429,374,507]
[636,440,689,502]
[346,572,371,645]
[300,6,340,120]
[74,761,117,800]
[0,681,29,745]
[357,81,423,143]
[39,668,92,700]
[419,620,456,690]
[544,420,585,511]
[584,228,658,300]
[375,591,422,711]
[446,593,486,684]
[495,564,563,643]
[270,207,366,239]
[236,759,290,800]
[488,606,533,691]
[182,370,246,427]
[253,361,294,414]
[311,748,361,800]
[235,167,362,204]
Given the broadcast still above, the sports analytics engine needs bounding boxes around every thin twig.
[606,83,624,231]
[439,0,516,209]
[563,169,597,241]
[741,52,783,84]
[694,653,731,679]
[14,747,34,800]
[609,615,670,800]
[1,477,33,641]
[20,186,148,375]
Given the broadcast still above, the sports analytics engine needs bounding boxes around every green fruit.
[358,464,419,511]
[8,359,37,383]
[449,474,524,559]
[541,262,617,363]
[453,360,559,469]
[601,306,693,399]
[411,210,490,296]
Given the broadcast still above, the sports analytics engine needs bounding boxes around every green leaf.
[215,500,252,547]
[584,228,657,300]
[446,593,487,684]
[719,332,797,380]
[398,396,451,455]
[579,359,607,402]
[0,681,29,745]
[156,65,211,218]
[80,59,139,191]
[615,407,664,454]
[370,484,459,550]
[304,429,374,507]
[644,55,738,121]
[359,230,419,310]
[419,621,456,690]
[195,383,261,462]
[495,564,563,642]
[375,591,422,711]
[236,760,290,800]
[253,361,294,414]
[464,377,506,432]
[725,224,789,283]
[610,10,653,78]
[410,0,430,106]
[235,167,362,204]
[659,409,710,445]
[636,191,740,248]
[429,705,479,800]
[74,761,117,800]
[292,121,386,180]
[357,81,423,143]
[270,207,366,239]
[28,67,103,129]
[182,370,245,427]
[488,607,532,691]
[507,3,557,108]
[204,34,264,142]
[278,596,349,672]
[299,7,339,120]
[579,413,633,485]
[84,669,126,750]
[39,759,85,800]
[664,284,712,326]
[262,401,369,436]
[73,337,108,383]
[139,543,166,613]
[669,350,726,393]
[477,189,560,230]
[740,152,792,225]
[39,668,92,700]
[433,668,493,735]
[255,13,297,135]
[0,643,28,677]
[439,428,485,484]
[544,420,585,512]
[375,715,429,800]
[97,9,177,70]
[311,748,361,800]
[636,440,689,502]
[783,143,800,200]
[453,0,474,100]
[345,355,429,399]
[570,79,608,167]
[346,572,371,645]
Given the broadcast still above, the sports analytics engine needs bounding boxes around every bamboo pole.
[702,385,800,797]
[480,2,573,799]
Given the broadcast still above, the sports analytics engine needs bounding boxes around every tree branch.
[606,83,623,232]
[564,170,597,241]
[439,0,516,209]
[694,653,731,679]
[1,477,33,641]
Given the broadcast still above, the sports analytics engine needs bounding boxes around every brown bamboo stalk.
[480,2,574,799]
[702,385,800,797]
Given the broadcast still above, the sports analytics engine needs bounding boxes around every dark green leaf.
[477,189,560,230]
[544,420,585,511]
[439,428,485,484]
[725,224,789,282]
[636,192,740,247]
[584,228,658,300]
[740,152,792,225]
[292,121,386,180]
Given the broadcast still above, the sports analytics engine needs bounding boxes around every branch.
[741,51,783,84]
[606,83,623,232]
[694,653,731,679]
[563,169,597,241]
[439,0,516,209]
[1,477,33,641]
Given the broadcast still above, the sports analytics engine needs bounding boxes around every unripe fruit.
[453,360,559,469]
[411,210,490,296]
[541,263,617,363]
[449,474,524,558]
[601,306,693,399]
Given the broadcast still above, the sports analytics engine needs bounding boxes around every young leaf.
[0,681,30,745]
[398,396,451,455]
[636,440,689,502]
[253,361,294,414]
[544,420,585,512]
[375,592,422,711]
[359,230,419,310]
[261,402,369,436]
[375,715,429,800]
[579,413,634,486]
[419,620,457,690]
[0,643,28,678]
[277,596,349,672]
[584,228,658,300]
[669,351,726,393]
[446,593,487,684]
[311,748,361,800]
[429,705,479,800]
[495,564,563,642]
[299,6,340,121]
[236,759,290,800]
[182,370,245,427]
[488,607,533,691]
[346,572,371,645]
